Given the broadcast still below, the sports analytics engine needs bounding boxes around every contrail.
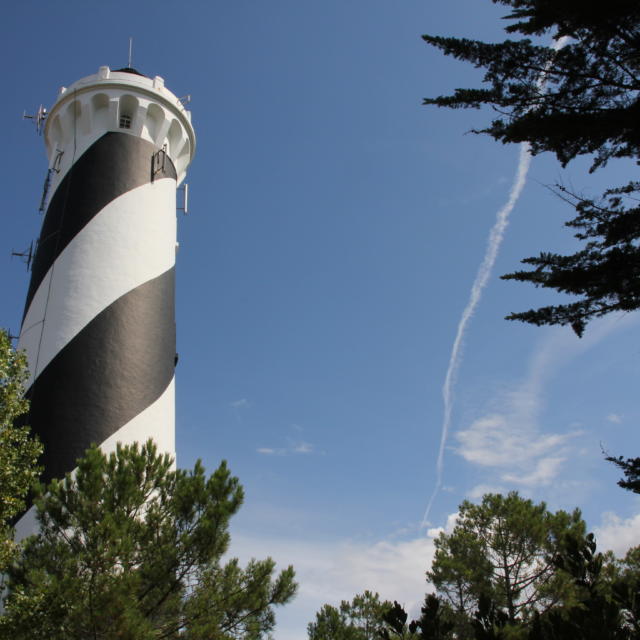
[422,143,532,527]
[422,37,568,528]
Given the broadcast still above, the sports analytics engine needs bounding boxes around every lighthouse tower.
[16,66,195,532]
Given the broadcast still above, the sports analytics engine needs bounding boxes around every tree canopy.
[0,328,41,573]
[308,490,640,640]
[423,0,640,336]
[529,532,640,640]
[307,591,397,640]
[427,492,586,635]
[0,441,296,640]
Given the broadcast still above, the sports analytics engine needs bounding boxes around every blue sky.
[2,2,640,638]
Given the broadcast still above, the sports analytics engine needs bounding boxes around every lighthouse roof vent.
[112,67,148,78]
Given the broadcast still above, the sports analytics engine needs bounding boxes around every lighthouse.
[16,65,195,534]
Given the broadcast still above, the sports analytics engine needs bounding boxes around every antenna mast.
[128,37,133,68]
[23,105,47,135]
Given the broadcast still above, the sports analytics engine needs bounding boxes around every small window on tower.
[119,114,132,129]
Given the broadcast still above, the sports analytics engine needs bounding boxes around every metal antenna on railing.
[23,105,47,135]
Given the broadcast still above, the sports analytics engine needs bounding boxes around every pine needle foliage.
[0,441,296,640]
[423,0,640,335]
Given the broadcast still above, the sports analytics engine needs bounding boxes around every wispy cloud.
[257,447,280,455]
[502,457,567,487]
[467,484,506,500]
[228,526,448,640]
[594,511,640,556]
[455,314,637,490]
[230,398,249,409]
[426,512,459,539]
[457,412,579,482]
[256,441,316,456]
[606,413,623,424]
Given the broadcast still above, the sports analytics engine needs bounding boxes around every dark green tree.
[0,441,296,640]
[0,329,42,573]
[428,493,586,627]
[471,593,521,640]
[427,527,491,639]
[423,0,640,336]
[380,601,413,640]
[404,594,456,640]
[307,591,397,640]
[529,533,637,640]
[313,534,640,640]
[606,454,640,494]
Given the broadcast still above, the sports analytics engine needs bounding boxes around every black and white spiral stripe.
[18,131,178,490]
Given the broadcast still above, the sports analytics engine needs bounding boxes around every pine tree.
[307,591,397,640]
[427,493,586,626]
[423,0,640,335]
[530,533,637,640]
[0,441,296,640]
[605,453,640,494]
